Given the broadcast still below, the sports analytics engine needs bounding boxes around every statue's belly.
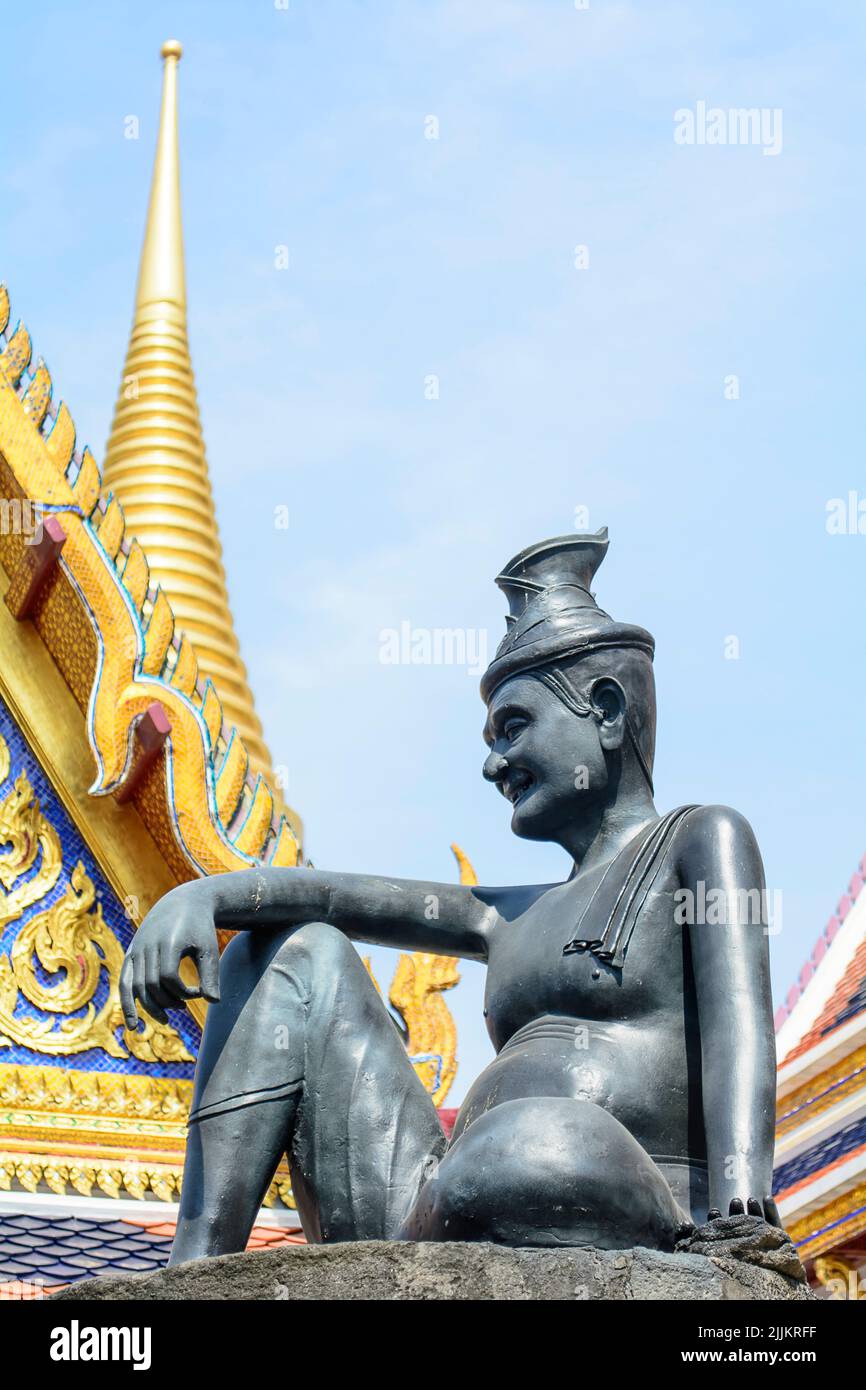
[451,1013,701,1162]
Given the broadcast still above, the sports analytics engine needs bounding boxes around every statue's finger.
[119,954,138,1030]
[137,985,169,1026]
[159,948,200,999]
[143,940,160,995]
[130,943,167,1024]
[747,1196,763,1216]
[707,1207,722,1221]
[728,1197,745,1216]
[132,947,147,1017]
[193,940,221,1003]
[147,975,180,1013]
[764,1196,783,1229]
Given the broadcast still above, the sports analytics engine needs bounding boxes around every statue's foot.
[675,1214,806,1283]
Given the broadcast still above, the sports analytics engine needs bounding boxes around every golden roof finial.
[102,42,300,836]
[134,40,185,313]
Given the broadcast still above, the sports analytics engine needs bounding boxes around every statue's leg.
[401,1096,688,1250]
[171,922,446,1263]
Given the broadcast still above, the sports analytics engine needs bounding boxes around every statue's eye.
[504,720,525,743]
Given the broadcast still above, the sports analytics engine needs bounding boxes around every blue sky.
[2,0,864,1102]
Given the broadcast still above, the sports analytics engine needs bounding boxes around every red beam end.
[4,514,66,620]
[116,701,171,805]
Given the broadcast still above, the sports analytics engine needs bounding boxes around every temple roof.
[0,285,302,889]
[0,1204,303,1294]
[773,853,866,1266]
[775,855,866,1067]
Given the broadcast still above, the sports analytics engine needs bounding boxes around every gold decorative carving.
[0,770,62,930]
[788,1177,866,1262]
[0,731,190,1061]
[389,953,459,1106]
[0,865,129,1056]
[0,1062,191,1122]
[813,1254,865,1299]
[0,1150,185,1202]
[0,299,303,873]
[777,1044,866,1136]
[0,1147,298,1209]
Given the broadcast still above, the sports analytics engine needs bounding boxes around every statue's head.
[480,530,656,845]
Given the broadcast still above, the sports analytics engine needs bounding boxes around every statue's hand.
[119,881,220,1028]
[706,1195,782,1227]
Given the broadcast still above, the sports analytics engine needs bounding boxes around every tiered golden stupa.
[101,41,281,801]
[0,40,459,1295]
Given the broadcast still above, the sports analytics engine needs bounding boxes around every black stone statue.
[120,530,779,1260]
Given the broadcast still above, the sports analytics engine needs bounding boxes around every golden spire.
[102,41,289,814]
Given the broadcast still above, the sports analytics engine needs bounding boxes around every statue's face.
[482,674,609,844]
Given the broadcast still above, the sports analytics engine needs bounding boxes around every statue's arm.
[680,805,780,1225]
[210,866,496,959]
[120,866,498,1027]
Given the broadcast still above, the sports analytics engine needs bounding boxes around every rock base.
[52,1238,814,1301]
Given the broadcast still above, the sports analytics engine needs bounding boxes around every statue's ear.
[590,677,627,752]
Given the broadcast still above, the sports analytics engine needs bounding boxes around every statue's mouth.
[505,770,534,806]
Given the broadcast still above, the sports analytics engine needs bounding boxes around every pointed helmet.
[480,528,654,704]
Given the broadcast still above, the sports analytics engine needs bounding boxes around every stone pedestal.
[52,1237,813,1302]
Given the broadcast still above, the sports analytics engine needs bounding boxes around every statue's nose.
[483,751,509,783]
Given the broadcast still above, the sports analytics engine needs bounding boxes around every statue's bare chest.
[483,866,690,1052]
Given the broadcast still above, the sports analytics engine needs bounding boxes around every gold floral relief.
[0,731,191,1063]
[0,771,62,929]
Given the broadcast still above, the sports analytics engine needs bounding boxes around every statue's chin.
[510,787,592,843]
[509,793,556,842]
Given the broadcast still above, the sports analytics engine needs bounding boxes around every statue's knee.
[219,920,353,990]
[215,925,292,1006]
[284,920,368,984]
[288,920,350,959]
[214,925,373,1074]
